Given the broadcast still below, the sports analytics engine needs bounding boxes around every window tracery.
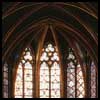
[91,62,96,98]
[40,43,60,98]
[13,46,96,98]
[14,47,34,98]
[67,48,85,98]
[3,62,8,98]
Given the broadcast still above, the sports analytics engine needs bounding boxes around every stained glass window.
[77,64,85,98]
[67,48,85,98]
[51,62,60,98]
[67,61,75,98]
[40,43,60,98]
[91,62,96,98]
[3,62,8,98]
[14,47,34,98]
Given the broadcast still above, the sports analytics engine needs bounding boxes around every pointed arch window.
[14,47,34,98]
[3,62,8,98]
[40,43,60,98]
[67,48,85,98]
[91,62,96,98]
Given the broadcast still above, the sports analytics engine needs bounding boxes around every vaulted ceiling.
[2,2,98,67]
